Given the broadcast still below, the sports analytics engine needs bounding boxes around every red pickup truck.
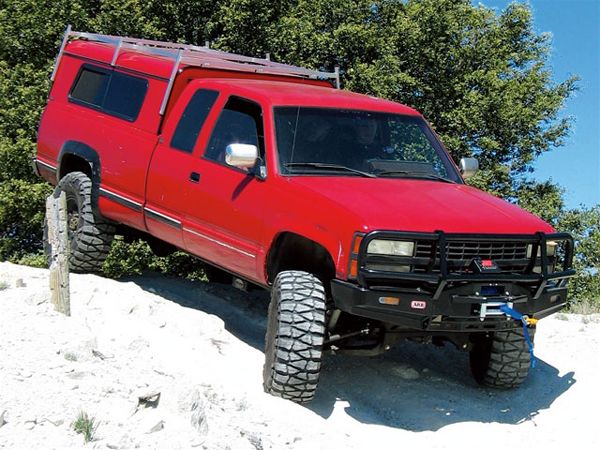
[35,29,575,403]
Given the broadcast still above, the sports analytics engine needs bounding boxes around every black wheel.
[202,264,233,284]
[469,327,534,389]
[263,270,327,403]
[46,171,115,273]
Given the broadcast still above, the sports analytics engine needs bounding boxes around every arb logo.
[411,300,427,310]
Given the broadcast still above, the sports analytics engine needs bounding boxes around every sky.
[479,0,600,209]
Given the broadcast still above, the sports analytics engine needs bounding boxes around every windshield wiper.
[285,162,376,178]
[376,171,456,183]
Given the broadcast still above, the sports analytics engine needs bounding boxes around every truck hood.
[287,177,554,234]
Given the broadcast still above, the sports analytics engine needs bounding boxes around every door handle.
[189,172,200,183]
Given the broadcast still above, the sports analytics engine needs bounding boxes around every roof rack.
[51,26,341,115]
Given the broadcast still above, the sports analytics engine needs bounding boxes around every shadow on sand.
[132,272,576,433]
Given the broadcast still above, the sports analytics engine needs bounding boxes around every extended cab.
[36,29,575,403]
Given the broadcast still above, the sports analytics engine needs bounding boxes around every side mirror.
[225,144,258,169]
[459,157,479,179]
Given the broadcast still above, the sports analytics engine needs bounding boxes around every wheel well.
[266,232,336,287]
[59,153,92,180]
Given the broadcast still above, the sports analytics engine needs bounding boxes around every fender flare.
[58,141,101,184]
[264,221,344,284]
[57,141,102,214]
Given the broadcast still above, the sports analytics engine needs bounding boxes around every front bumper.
[332,230,575,332]
[331,279,568,332]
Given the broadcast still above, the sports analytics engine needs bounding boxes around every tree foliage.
[261,0,578,200]
[558,207,600,308]
[0,0,596,306]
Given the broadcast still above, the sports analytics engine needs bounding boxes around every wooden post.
[46,192,71,316]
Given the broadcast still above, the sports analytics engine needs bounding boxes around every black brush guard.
[331,231,576,332]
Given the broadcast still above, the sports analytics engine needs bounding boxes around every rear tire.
[469,327,533,389]
[263,270,327,403]
[45,171,115,273]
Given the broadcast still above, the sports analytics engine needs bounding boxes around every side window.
[171,89,219,153]
[204,97,264,166]
[70,68,109,106]
[103,72,148,120]
[69,65,148,121]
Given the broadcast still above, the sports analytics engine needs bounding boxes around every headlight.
[527,241,557,258]
[367,240,414,256]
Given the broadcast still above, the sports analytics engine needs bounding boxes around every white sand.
[0,261,598,449]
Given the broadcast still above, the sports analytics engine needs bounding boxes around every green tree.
[0,0,220,262]
[207,0,296,55]
[0,0,596,309]
[264,0,577,199]
[515,180,565,225]
[558,207,600,309]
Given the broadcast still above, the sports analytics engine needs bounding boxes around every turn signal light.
[352,235,363,253]
[378,296,400,305]
[348,234,364,280]
[349,259,358,278]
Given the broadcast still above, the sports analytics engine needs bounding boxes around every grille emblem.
[471,258,501,273]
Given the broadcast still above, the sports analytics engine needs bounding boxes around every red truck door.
[180,94,270,282]
[146,83,270,283]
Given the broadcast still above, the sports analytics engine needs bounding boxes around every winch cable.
[499,304,538,368]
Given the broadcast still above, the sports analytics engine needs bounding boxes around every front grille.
[414,241,529,274]
[447,242,528,260]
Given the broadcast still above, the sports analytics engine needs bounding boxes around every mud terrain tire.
[45,171,115,273]
[469,327,533,389]
[263,270,327,403]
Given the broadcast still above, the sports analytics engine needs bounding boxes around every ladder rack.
[51,26,341,115]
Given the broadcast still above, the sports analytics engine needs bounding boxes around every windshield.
[274,107,462,182]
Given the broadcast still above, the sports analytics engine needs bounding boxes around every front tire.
[46,171,115,273]
[263,270,327,403]
[469,327,533,389]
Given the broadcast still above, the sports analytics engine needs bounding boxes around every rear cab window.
[69,64,148,122]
